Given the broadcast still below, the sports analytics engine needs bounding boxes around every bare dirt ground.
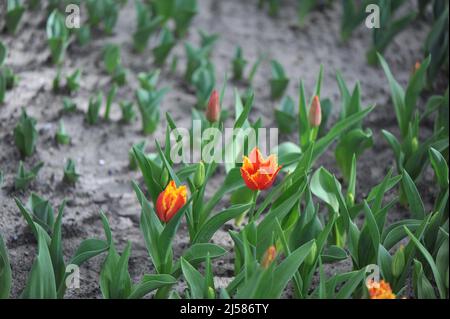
[0,0,447,298]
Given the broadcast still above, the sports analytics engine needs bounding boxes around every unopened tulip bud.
[160,167,169,188]
[207,286,215,299]
[261,245,277,269]
[412,61,421,75]
[206,89,220,123]
[309,95,322,127]
[194,161,205,189]
[411,137,419,153]
[392,245,405,278]
[305,241,317,266]
[346,192,355,206]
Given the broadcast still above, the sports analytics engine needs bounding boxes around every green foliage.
[46,10,69,65]
[63,159,80,184]
[14,109,38,157]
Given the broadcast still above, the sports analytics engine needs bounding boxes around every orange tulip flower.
[367,279,396,299]
[156,180,187,223]
[240,147,282,191]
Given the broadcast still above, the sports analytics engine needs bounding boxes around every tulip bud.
[305,241,317,266]
[412,61,421,75]
[261,245,277,269]
[309,95,322,127]
[160,167,169,188]
[392,245,405,278]
[206,89,220,123]
[346,192,355,206]
[194,161,205,189]
[411,137,419,153]
[207,286,215,299]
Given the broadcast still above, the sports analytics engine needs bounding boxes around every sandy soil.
[0,0,447,298]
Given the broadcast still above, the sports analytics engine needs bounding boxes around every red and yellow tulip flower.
[240,147,282,191]
[367,280,396,299]
[156,180,187,223]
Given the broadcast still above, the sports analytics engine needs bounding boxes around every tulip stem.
[248,190,259,222]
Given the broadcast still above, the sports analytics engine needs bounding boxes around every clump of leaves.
[184,39,215,84]
[136,87,169,135]
[85,0,121,34]
[119,101,136,124]
[14,109,38,157]
[153,27,176,66]
[46,9,69,65]
[86,92,103,125]
[192,63,215,109]
[424,4,449,86]
[14,197,109,298]
[133,0,163,53]
[63,158,80,184]
[340,0,373,41]
[104,45,121,75]
[55,120,70,145]
[366,0,417,65]
[15,161,44,190]
[173,0,198,37]
[334,72,374,182]
[62,97,77,113]
[99,213,177,299]
[5,0,25,34]
[66,69,81,94]
[138,70,160,91]
[232,46,247,81]
[274,96,296,134]
[378,54,449,203]
[270,60,289,99]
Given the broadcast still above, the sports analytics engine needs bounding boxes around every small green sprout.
[86,92,103,125]
[6,0,25,34]
[15,161,44,190]
[66,69,81,93]
[136,87,169,134]
[75,25,91,46]
[86,0,120,34]
[138,70,160,91]
[133,0,163,53]
[174,0,198,37]
[232,46,247,81]
[270,60,289,99]
[63,158,80,184]
[105,84,118,121]
[119,101,136,124]
[55,120,70,145]
[104,44,121,75]
[153,27,176,66]
[46,9,69,65]
[14,109,38,157]
[62,97,77,113]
